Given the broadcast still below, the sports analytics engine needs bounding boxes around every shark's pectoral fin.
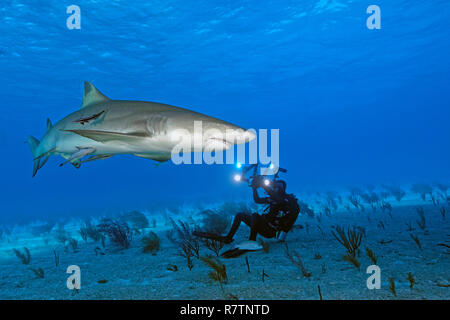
[59,148,95,167]
[65,129,147,143]
[133,153,171,163]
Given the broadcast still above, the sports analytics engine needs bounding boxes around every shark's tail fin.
[28,136,48,177]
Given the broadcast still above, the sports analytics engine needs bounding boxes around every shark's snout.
[223,126,256,145]
[202,127,256,152]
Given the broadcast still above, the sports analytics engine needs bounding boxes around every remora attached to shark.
[28,82,256,177]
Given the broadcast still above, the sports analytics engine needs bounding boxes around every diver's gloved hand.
[251,175,263,188]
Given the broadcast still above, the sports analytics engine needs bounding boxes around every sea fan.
[200,255,227,290]
[97,219,132,249]
[331,225,363,257]
[13,247,31,265]
[142,231,160,254]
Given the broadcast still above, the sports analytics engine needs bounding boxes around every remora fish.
[28,82,256,177]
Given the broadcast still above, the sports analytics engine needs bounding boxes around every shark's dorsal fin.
[46,118,52,132]
[81,82,110,109]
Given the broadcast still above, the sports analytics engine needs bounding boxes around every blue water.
[0,0,449,224]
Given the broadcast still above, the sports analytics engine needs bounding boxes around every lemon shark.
[28,82,256,177]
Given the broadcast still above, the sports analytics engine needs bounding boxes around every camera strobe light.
[234,174,242,182]
[236,162,242,169]
[264,179,270,186]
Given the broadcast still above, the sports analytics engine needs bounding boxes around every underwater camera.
[233,163,287,188]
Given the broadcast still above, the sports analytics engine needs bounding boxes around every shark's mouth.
[204,137,232,152]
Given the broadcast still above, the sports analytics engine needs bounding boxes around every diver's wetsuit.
[225,185,300,241]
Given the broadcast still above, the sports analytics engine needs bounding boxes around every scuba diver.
[194,165,300,258]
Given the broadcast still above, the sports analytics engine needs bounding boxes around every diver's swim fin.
[192,231,233,244]
[221,248,252,259]
[220,240,264,259]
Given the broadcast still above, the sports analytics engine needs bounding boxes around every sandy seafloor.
[0,197,448,300]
